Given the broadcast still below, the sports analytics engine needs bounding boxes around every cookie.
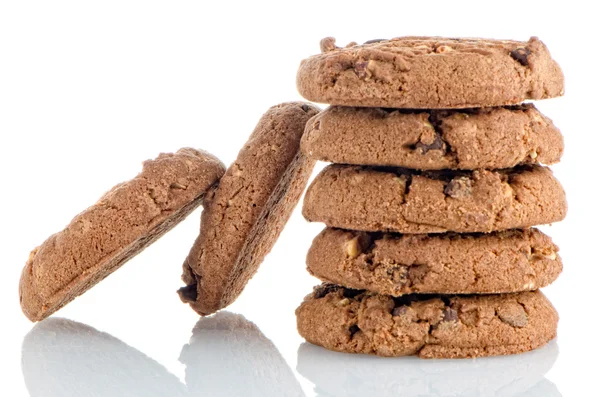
[307,228,562,296]
[301,104,563,170]
[297,338,560,397]
[19,148,225,322]
[303,164,566,233]
[297,36,564,108]
[296,285,557,358]
[179,102,320,315]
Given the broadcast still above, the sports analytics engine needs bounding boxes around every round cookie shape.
[301,104,563,170]
[179,102,320,316]
[19,148,226,322]
[297,36,564,108]
[307,228,562,296]
[296,285,558,358]
[302,164,567,233]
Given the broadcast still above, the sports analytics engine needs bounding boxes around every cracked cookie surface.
[179,102,320,316]
[297,36,564,108]
[307,228,562,296]
[296,285,557,358]
[303,164,566,233]
[301,104,563,170]
[19,148,226,322]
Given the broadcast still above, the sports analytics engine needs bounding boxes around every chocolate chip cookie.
[303,165,566,233]
[297,37,564,108]
[296,285,557,358]
[19,148,226,322]
[307,228,561,296]
[179,102,320,315]
[301,104,563,170]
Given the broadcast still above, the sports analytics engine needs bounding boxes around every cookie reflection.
[21,318,186,397]
[180,312,305,397]
[297,341,561,397]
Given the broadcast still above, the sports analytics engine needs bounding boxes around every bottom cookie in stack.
[296,284,558,359]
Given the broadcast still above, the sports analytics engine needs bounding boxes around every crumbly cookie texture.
[19,148,226,322]
[297,36,564,108]
[307,228,562,296]
[303,164,567,233]
[296,285,557,358]
[179,102,320,316]
[301,104,563,170]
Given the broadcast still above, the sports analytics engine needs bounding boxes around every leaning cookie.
[303,164,567,233]
[301,104,563,170]
[297,36,564,108]
[19,148,225,322]
[307,228,562,296]
[179,102,320,316]
[296,284,557,358]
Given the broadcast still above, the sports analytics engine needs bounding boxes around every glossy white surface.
[1,1,597,396]
[22,314,560,397]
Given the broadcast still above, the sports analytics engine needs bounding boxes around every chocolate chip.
[442,307,459,322]
[349,324,360,337]
[354,61,369,79]
[314,283,339,299]
[497,302,529,327]
[364,39,385,44]
[342,288,363,299]
[178,284,198,303]
[510,47,531,66]
[300,104,310,112]
[415,134,444,154]
[444,176,473,199]
[392,305,409,317]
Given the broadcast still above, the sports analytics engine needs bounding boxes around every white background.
[0,1,597,396]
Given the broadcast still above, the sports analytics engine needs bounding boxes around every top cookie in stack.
[297,36,563,109]
[295,36,566,358]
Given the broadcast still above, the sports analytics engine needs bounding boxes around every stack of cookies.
[294,36,566,358]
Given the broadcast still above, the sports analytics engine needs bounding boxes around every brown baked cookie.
[179,102,320,315]
[19,148,225,322]
[301,104,563,170]
[297,36,564,108]
[307,228,561,296]
[296,285,557,358]
[303,165,566,233]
